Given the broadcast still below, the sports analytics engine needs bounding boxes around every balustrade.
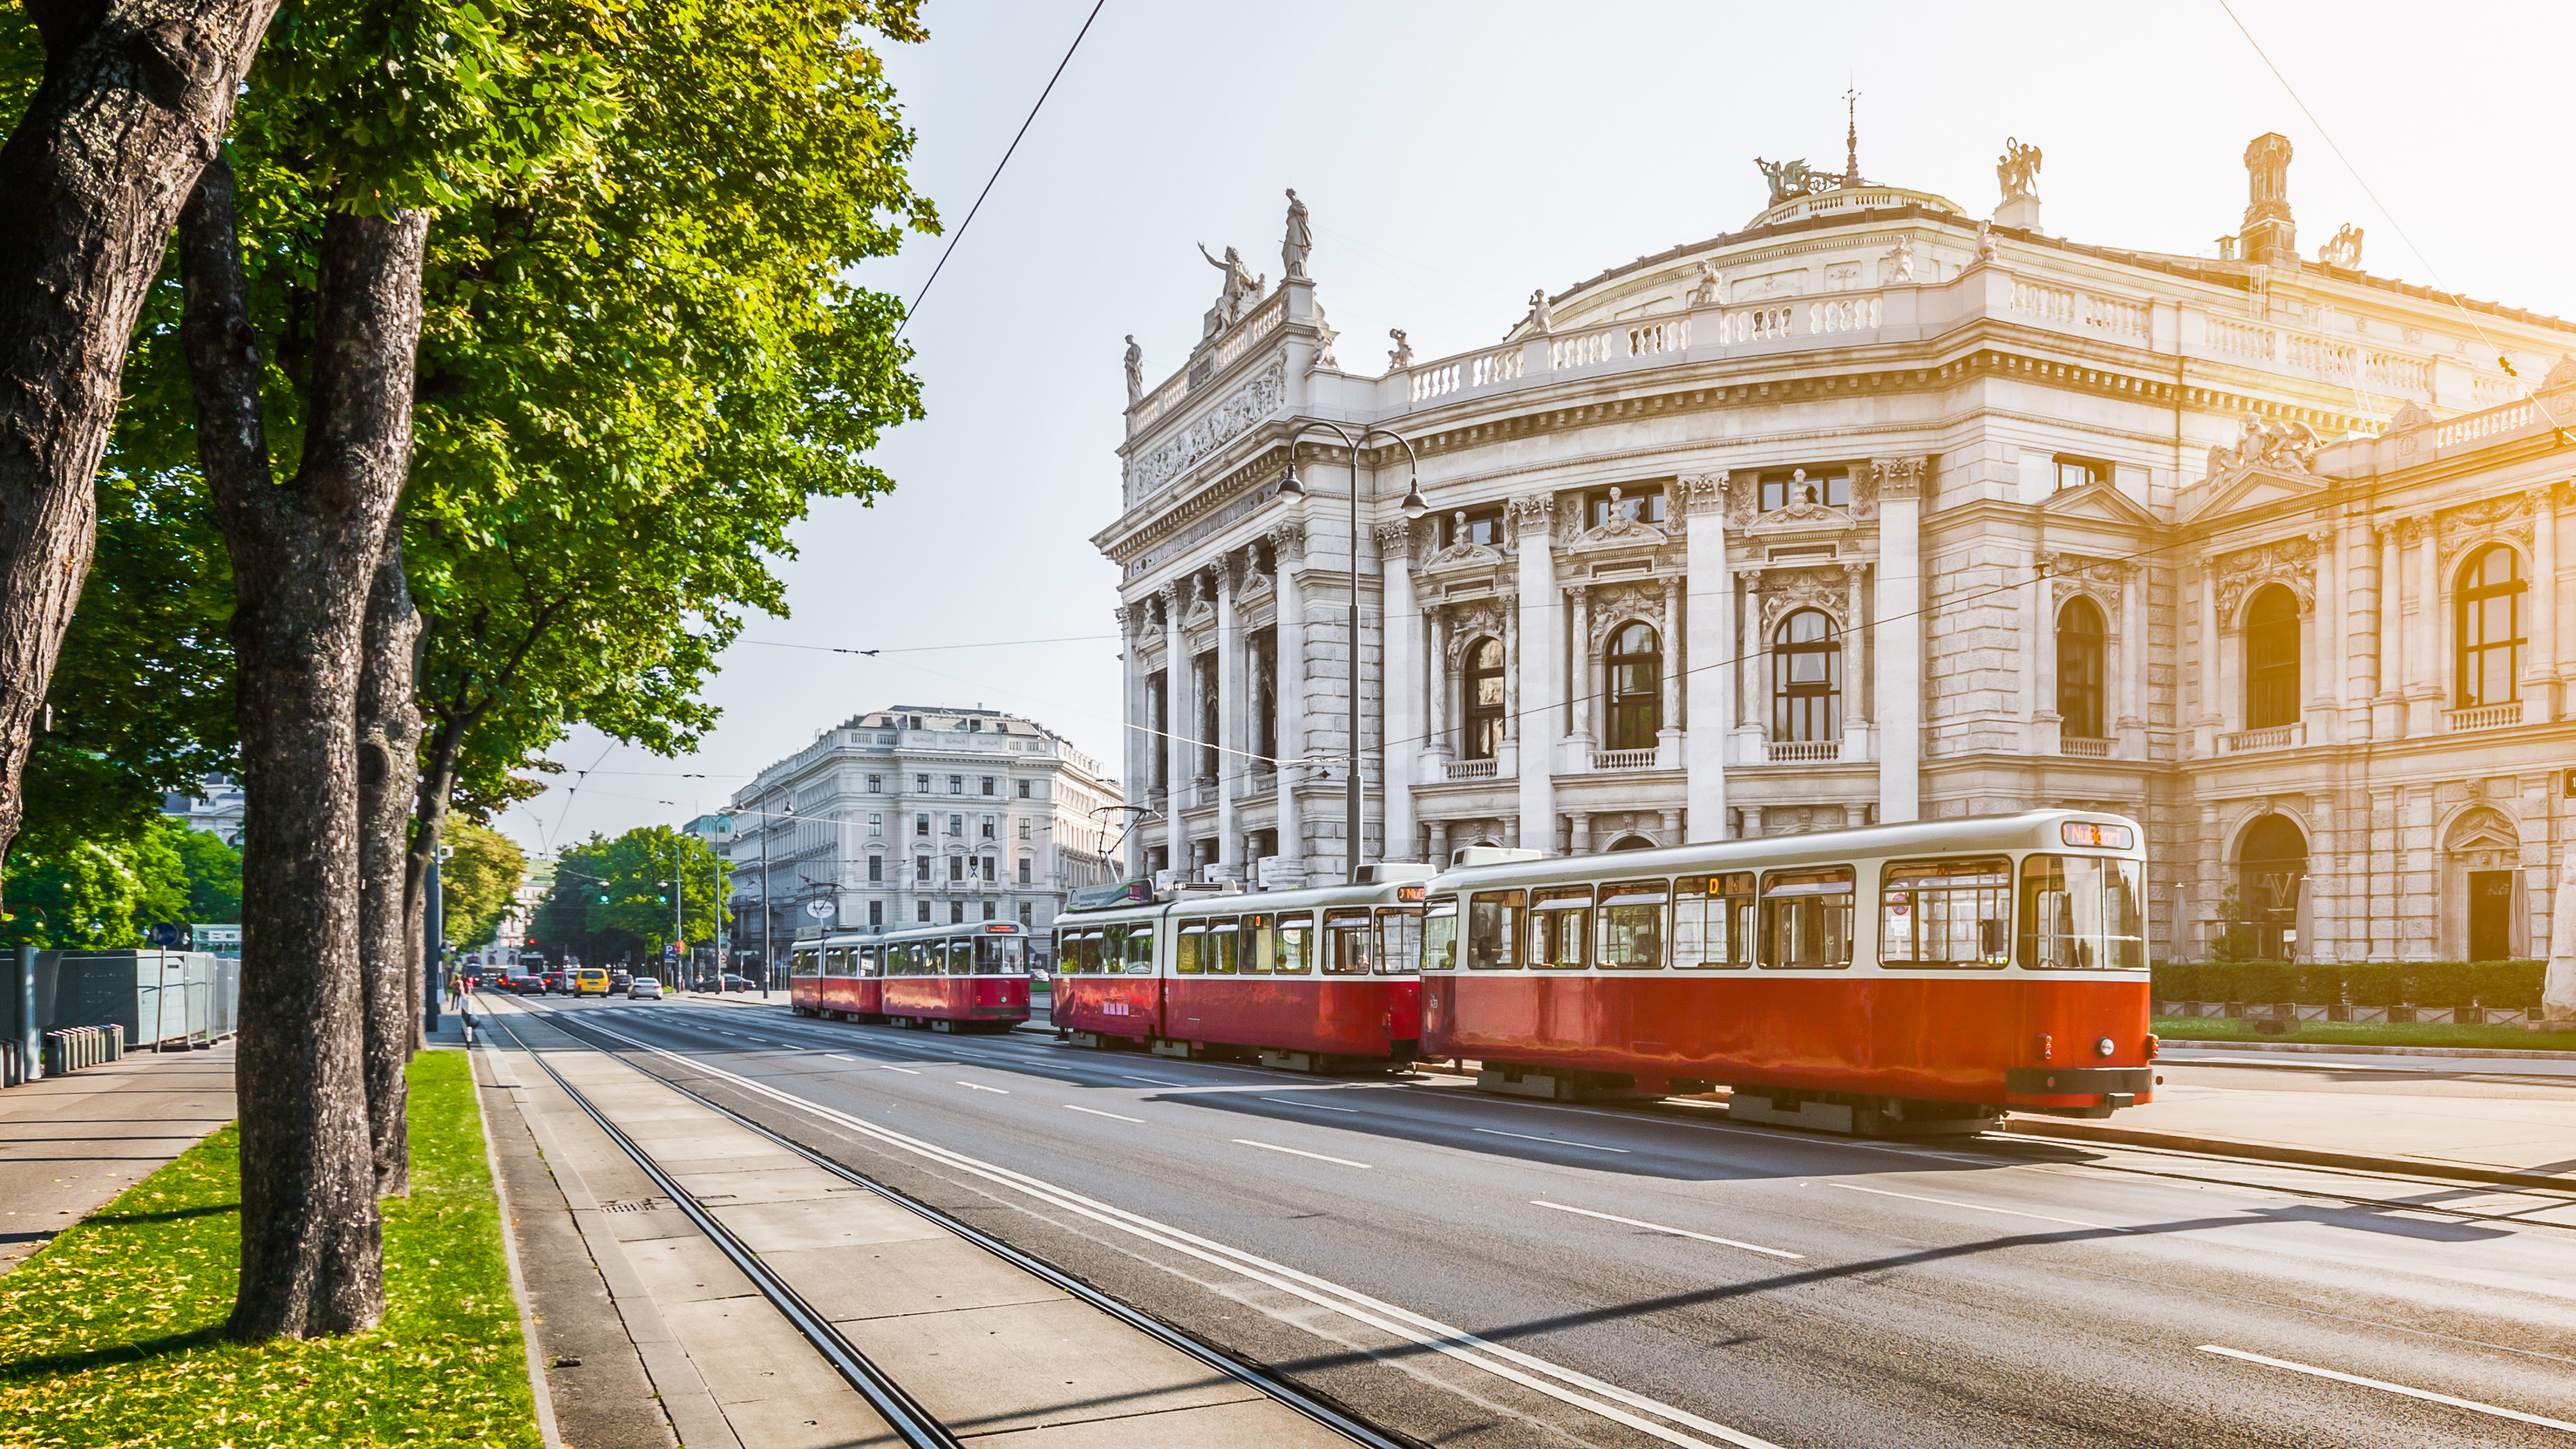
[1470,348,1523,386]
[1443,758,1500,782]
[1588,748,1659,771]
[1550,329,1615,370]
[1724,307,1795,342]
[1764,740,1839,763]
[1807,296,1880,334]
[2444,701,2523,732]
[1212,294,1285,369]
[2439,400,2533,446]
[2366,351,2432,395]
[2218,723,2303,753]
[2058,737,2112,758]
[2203,316,2277,360]
[2012,281,2145,339]
[1626,318,1687,357]
[1411,362,1463,402]
[2286,333,2356,379]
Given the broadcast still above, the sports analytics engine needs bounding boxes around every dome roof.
[1747,182,1965,231]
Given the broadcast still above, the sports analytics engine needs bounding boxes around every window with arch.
[2056,598,2106,738]
[1772,610,1841,742]
[1605,622,1662,749]
[2456,544,2525,708]
[1462,637,1506,760]
[2244,584,2300,729]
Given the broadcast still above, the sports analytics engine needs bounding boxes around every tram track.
[479,1002,1419,1449]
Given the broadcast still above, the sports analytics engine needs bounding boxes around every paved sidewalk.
[0,1042,236,1274]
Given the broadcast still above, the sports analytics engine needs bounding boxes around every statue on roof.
[1687,261,1723,307]
[1527,288,1554,336]
[1387,329,1413,371]
[1975,219,2000,263]
[1123,335,1144,405]
[1754,156,1820,207]
[1198,242,1264,331]
[1281,189,1313,281]
[1880,234,1915,285]
[1997,137,2042,203]
[2316,223,2364,270]
[2208,410,2321,479]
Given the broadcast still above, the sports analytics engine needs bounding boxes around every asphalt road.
[499,995,2576,1449]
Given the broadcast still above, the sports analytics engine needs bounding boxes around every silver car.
[628,977,665,1000]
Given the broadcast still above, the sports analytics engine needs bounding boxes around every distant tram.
[1051,870,1433,1069]
[1422,809,2156,1134]
[788,920,1033,1032]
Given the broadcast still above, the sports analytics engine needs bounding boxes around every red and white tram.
[1422,810,2155,1134]
[788,920,1032,1033]
[1051,871,1432,1067]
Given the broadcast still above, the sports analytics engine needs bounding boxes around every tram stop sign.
[803,900,835,920]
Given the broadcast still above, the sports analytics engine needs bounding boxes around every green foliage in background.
[438,818,529,950]
[530,825,727,964]
[1,817,243,949]
[2150,958,2543,1009]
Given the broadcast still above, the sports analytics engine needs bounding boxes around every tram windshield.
[1374,908,1422,975]
[2019,855,2147,970]
[790,948,819,977]
[1422,900,1458,971]
[974,935,1027,974]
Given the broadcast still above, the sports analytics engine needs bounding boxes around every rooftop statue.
[2208,410,2321,478]
[1997,137,2042,203]
[1754,156,1821,207]
[1387,328,1413,371]
[1975,219,1999,262]
[1123,335,1144,405]
[1880,234,1915,285]
[1527,288,1553,336]
[1197,242,1265,333]
[2316,222,2364,270]
[1687,261,1723,307]
[1282,188,1312,281]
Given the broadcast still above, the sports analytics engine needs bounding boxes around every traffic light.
[598,892,610,904]
[657,892,668,904]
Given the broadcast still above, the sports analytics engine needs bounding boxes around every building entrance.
[2468,870,2514,961]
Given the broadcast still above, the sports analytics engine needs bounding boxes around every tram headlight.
[2094,1036,2116,1057]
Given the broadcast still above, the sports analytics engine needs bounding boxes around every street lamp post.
[1277,423,1426,884]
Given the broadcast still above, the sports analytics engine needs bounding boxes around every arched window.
[1772,610,1841,742]
[2056,598,2106,738]
[2234,813,2309,960]
[1463,637,1505,760]
[2456,544,2525,708]
[1605,622,1661,750]
[2244,584,2300,729]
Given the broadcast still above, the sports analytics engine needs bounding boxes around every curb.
[1999,1117,2576,1193]
[2158,1037,2576,1063]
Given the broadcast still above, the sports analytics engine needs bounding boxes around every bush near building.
[2151,959,2545,1009]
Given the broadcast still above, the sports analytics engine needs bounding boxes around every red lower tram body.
[1424,974,2154,1115]
[793,975,1029,1032]
[1056,977,1421,1062]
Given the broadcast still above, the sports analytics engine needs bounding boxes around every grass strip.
[0,1049,540,1448]
[2155,1015,2576,1054]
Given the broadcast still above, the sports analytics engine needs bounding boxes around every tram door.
[2468,871,2514,961]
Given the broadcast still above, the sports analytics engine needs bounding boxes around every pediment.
[1419,541,1504,572]
[1747,503,1854,538]
[2178,463,2324,527]
[2041,478,2159,528]
[1570,518,1672,549]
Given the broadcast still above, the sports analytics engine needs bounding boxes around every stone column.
[1271,520,1308,884]
[1568,584,1594,749]
[1682,475,1730,842]
[1116,603,1146,879]
[2195,553,2221,755]
[2116,563,2146,757]
[1874,459,1925,821]
[2314,522,2342,743]
[1426,605,1452,766]
[1658,571,1684,768]
[1842,560,1871,759]
[1380,520,1420,868]
[1501,594,1521,774]
[1737,568,1766,764]
[1426,818,1450,870]
[1161,580,1189,876]
[1569,812,1592,856]
[2030,549,2060,755]
[1214,560,1241,874]
[2532,487,2560,720]
[1512,494,1559,852]
[2377,520,2405,738]
[2411,518,2439,734]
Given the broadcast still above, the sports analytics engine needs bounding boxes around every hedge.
[2149,959,2543,1007]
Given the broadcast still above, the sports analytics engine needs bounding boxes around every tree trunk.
[357,518,418,1197]
[184,155,431,1340]
[0,0,278,874]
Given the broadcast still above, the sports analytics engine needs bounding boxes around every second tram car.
[1422,810,2155,1133]
[1052,870,1433,1066]
[789,920,1032,1032]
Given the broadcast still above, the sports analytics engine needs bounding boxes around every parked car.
[628,977,664,1000]
[720,974,757,993]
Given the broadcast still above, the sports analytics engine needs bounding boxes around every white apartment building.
[729,705,1119,963]
[1095,129,2576,981]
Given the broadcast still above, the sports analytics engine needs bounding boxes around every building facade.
[727,706,1119,964]
[1094,131,2576,993]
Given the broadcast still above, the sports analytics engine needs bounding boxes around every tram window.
[1526,887,1591,970]
[2018,855,2147,970]
[1207,918,1240,974]
[1467,890,1524,968]
[1273,913,1313,974]
[1422,899,1459,972]
[1124,926,1156,974]
[1880,857,2012,969]
[1598,880,1668,969]
[1375,908,1423,974]
[1324,909,1373,974]
[1673,873,1756,968]
[860,946,881,977]
[976,937,1026,975]
[952,937,979,975]
[1070,931,1098,974]
[1759,866,1854,969]
[1174,921,1207,975]
[1055,931,1078,973]
[791,949,820,978]
[823,948,848,977]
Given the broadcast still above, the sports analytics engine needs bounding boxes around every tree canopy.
[531,826,727,966]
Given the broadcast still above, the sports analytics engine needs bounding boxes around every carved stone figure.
[2387,399,2435,432]
[1997,137,2042,202]
[1123,335,1144,405]
[2317,222,2364,270]
[1387,328,1413,370]
[1975,218,1999,262]
[2207,410,2321,478]
[1687,261,1723,307]
[1880,234,1915,285]
[1198,242,1264,330]
[1309,300,1339,373]
[1754,156,1819,207]
[2546,353,2576,390]
[1527,288,1553,336]
[1576,486,1665,544]
[1281,188,1312,281]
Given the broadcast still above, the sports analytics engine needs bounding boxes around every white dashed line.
[1532,1201,1802,1259]
[1065,1105,1144,1122]
[1832,1183,2134,1233]
[1262,1096,1359,1113]
[957,1081,1009,1094]
[2198,1345,2576,1432]
[1475,1126,1630,1154]
[1235,1139,1371,1168]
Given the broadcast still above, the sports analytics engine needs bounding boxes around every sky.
[501,0,2576,859]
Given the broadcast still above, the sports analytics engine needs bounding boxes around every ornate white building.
[1095,134,2576,985]
[728,706,1118,962]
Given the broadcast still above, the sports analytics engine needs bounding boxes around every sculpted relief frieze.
[1759,566,1848,629]
[2437,494,2536,566]
[1127,356,1287,496]
[1569,486,1671,548]
[2215,536,2317,620]
[1584,581,1669,653]
[1443,600,1511,664]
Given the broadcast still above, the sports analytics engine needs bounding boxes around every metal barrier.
[44,1024,124,1075]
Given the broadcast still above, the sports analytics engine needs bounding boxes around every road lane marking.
[1120,1073,1182,1085]
[880,1066,921,1075]
[579,1020,1782,1449]
[1831,1183,2134,1233]
[1065,1105,1144,1123]
[1262,1096,1360,1112]
[957,1081,1009,1094]
[1234,1139,1371,1169]
[826,1055,859,1062]
[2197,1346,2576,1433]
[1475,1126,1630,1153]
[1532,1201,1802,1260]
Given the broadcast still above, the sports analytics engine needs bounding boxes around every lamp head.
[1277,462,1305,498]
[1400,477,1428,521]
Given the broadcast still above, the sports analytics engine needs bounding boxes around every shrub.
[2152,961,2202,1000]
[2290,963,2343,1003]
[2469,959,2545,1009]
[2343,962,2403,1008]
[2234,961,2298,1003]
[2402,961,2475,1009]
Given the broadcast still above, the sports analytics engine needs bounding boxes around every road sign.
[803,899,835,919]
